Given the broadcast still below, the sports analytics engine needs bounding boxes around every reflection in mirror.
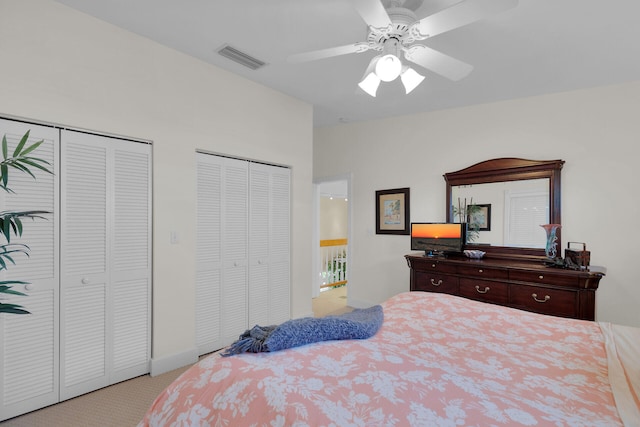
[451,179,549,248]
[444,158,564,260]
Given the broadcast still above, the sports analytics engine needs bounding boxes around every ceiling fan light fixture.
[359,56,382,97]
[359,71,381,97]
[375,54,402,82]
[400,66,425,94]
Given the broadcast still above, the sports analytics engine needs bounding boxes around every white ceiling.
[319,180,349,199]
[53,0,640,127]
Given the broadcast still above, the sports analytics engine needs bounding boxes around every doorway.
[312,175,352,315]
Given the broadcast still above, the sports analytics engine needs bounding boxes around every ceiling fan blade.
[404,45,473,81]
[288,43,370,63]
[353,0,392,28]
[414,0,518,38]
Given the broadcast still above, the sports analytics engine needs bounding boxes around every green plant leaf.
[14,218,23,236]
[1,163,7,188]
[19,140,45,157]
[15,159,46,177]
[3,219,11,243]
[13,130,30,157]
[21,156,52,170]
[0,253,17,266]
[8,161,36,179]
[0,303,30,315]
[0,281,29,286]
[0,284,28,296]
[0,184,15,194]
[1,135,7,160]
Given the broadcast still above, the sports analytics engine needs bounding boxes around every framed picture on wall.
[376,187,410,235]
[470,204,491,231]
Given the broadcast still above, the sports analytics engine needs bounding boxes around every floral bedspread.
[139,292,634,426]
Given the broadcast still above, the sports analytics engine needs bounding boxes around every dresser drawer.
[413,271,459,294]
[510,284,577,318]
[459,278,509,304]
[509,270,580,288]
[416,260,458,274]
[458,265,509,280]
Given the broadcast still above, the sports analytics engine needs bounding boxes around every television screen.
[411,223,465,255]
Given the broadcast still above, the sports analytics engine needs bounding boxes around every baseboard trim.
[297,311,315,318]
[150,347,199,376]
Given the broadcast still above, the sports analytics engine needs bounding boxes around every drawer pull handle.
[532,293,550,303]
[430,279,443,287]
[431,264,436,268]
[538,275,544,279]
[478,269,483,273]
[475,285,489,294]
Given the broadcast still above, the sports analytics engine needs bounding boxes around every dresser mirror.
[444,158,565,259]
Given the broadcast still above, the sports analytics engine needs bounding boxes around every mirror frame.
[444,158,565,259]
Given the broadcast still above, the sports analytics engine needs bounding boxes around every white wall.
[314,81,640,328]
[0,0,314,367]
[320,197,348,240]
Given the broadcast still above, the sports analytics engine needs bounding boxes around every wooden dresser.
[405,253,605,320]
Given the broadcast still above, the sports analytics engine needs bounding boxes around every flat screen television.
[411,223,466,256]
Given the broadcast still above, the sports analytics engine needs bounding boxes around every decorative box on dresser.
[405,254,605,320]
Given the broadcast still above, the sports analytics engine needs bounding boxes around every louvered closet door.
[195,154,224,354]
[267,166,291,324]
[195,154,248,354]
[110,139,151,383]
[0,119,59,422]
[60,131,151,400]
[248,163,291,327]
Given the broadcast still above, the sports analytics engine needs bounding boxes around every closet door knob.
[81,278,90,284]
[25,283,35,291]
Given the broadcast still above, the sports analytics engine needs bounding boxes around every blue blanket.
[221,305,383,356]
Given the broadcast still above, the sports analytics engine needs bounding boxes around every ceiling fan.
[288,0,518,96]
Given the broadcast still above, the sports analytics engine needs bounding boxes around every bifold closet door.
[248,163,290,327]
[0,119,60,421]
[196,154,249,354]
[60,130,151,401]
[196,154,291,355]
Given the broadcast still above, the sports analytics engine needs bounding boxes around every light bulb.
[400,67,425,94]
[358,56,382,97]
[375,54,402,82]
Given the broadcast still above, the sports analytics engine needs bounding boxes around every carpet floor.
[1,365,189,426]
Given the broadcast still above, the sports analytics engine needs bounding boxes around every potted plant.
[453,197,482,243]
[0,130,52,314]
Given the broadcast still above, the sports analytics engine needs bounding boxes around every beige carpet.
[1,287,350,426]
[1,364,190,426]
[312,285,351,317]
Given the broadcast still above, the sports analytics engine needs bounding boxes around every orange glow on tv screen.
[410,223,465,254]
[411,223,462,239]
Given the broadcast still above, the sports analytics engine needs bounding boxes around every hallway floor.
[312,286,352,317]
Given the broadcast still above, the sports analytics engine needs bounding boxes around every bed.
[138,292,640,426]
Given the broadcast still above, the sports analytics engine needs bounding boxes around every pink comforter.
[139,292,638,426]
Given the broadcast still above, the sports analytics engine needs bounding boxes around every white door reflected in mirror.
[451,178,549,248]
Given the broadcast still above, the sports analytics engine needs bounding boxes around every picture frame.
[376,187,410,235]
[470,204,491,231]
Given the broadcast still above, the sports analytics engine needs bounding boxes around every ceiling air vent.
[217,44,266,70]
